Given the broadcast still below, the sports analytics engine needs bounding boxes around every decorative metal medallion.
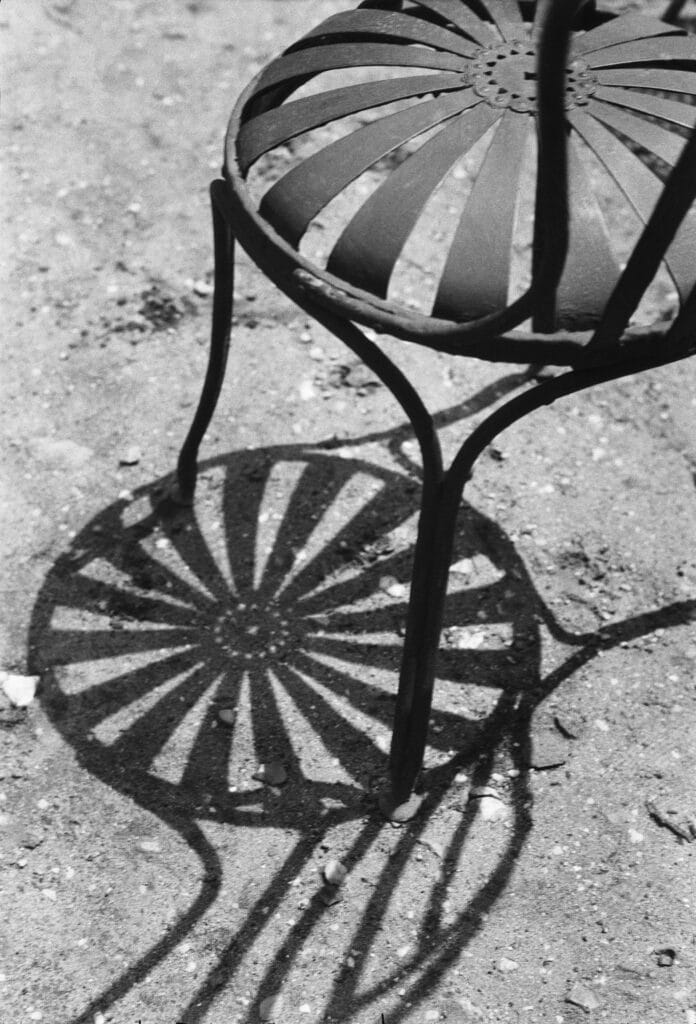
[472,42,596,112]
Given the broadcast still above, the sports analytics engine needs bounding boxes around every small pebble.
[498,957,519,973]
[218,708,237,726]
[654,947,676,967]
[253,762,288,786]
[136,839,162,854]
[20,830,44,850]
[478,797,508,822]
[1,672,38,707]
[470,786,500,799]
[259,993,283,1021]
[94,1014,107,1024]
[566,981,601,1011]
[323,859,347,887]
[41,888,57,902]
[319,885,340,906]
[192,279,213,296]
[119,445,142,466]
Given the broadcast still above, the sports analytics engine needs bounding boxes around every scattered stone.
[477,796,508,823]
[253,761,288,787]
[20,829,44,850]
[470,786,500,799]
[566,981,601,1012]
[379,575,407,599]
[420,838,445,859]
[41,888,57,902]
[654,947,676,967]
[554,710,585,739]
[136,839,162,854]
[319,884,341,906]
[119,445,142,466]
[397,944,412,959]
[323,859,347,887]
[646,800,694,842]
[299,380,315,401]
[1,672,39,708]
[192,279,213,296]
[218,708,237,727]
[498,957,519,973]
[527,725,567,769]
[259,993,283,1021]
[94,1013,107,1024]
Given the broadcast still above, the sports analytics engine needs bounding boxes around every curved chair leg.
[381,366,623,822]
[175,179,235,504]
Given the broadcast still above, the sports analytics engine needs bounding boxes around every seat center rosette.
[472,42,596,112]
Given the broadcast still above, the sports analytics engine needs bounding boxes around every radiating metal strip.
[596,67,696,94]
[410,0,500,46]
[480,0,525,43]
[571,13,680,58]
[327,103,501,296]
[594,86,696,131]
[259,90,481,246]
[556,139,621,328]
[237,72,464,172]
[569,108,696,299]
[298,9,478,59]
[433,110,529,320]
[590,99,688,166]
[252,42,468,96]
[584,37,696,70]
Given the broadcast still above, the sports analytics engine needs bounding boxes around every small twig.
[646,800,694,842]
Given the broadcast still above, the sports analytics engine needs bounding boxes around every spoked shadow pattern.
[29,431,695,1023]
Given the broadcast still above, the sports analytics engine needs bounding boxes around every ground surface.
[1,2,695,1023]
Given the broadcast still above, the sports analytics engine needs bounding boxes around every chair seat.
[225,0,696,350]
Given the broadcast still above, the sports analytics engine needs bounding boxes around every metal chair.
[174,0,696,821]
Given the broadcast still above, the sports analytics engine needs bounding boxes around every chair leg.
[175,179,235,505]
[380,465,464,821]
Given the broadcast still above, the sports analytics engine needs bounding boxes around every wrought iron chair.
[174,0,696,820]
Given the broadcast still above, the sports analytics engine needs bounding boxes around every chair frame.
[175,0,696,820]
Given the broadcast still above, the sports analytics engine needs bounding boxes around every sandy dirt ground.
[1,2,695,1023]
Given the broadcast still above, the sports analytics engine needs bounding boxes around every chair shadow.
[28,396,695,1023]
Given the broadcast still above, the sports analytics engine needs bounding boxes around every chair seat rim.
[221,26,684,369]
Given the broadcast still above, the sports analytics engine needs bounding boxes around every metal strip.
[590,98,687,165]
[480,0,525,43]
[584,37,696,70]
[237,72,464,172]
[433,110,529,320]
[569,108,696,299]
[596,67,696,94]
[259,90,480,246]
[299,9,477,59]
[252,42,468,96]
[556,139,620,328]
[327,103,501,295]
[410,0,500,46]
[571,13,680,57]
[594,86,696,131]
